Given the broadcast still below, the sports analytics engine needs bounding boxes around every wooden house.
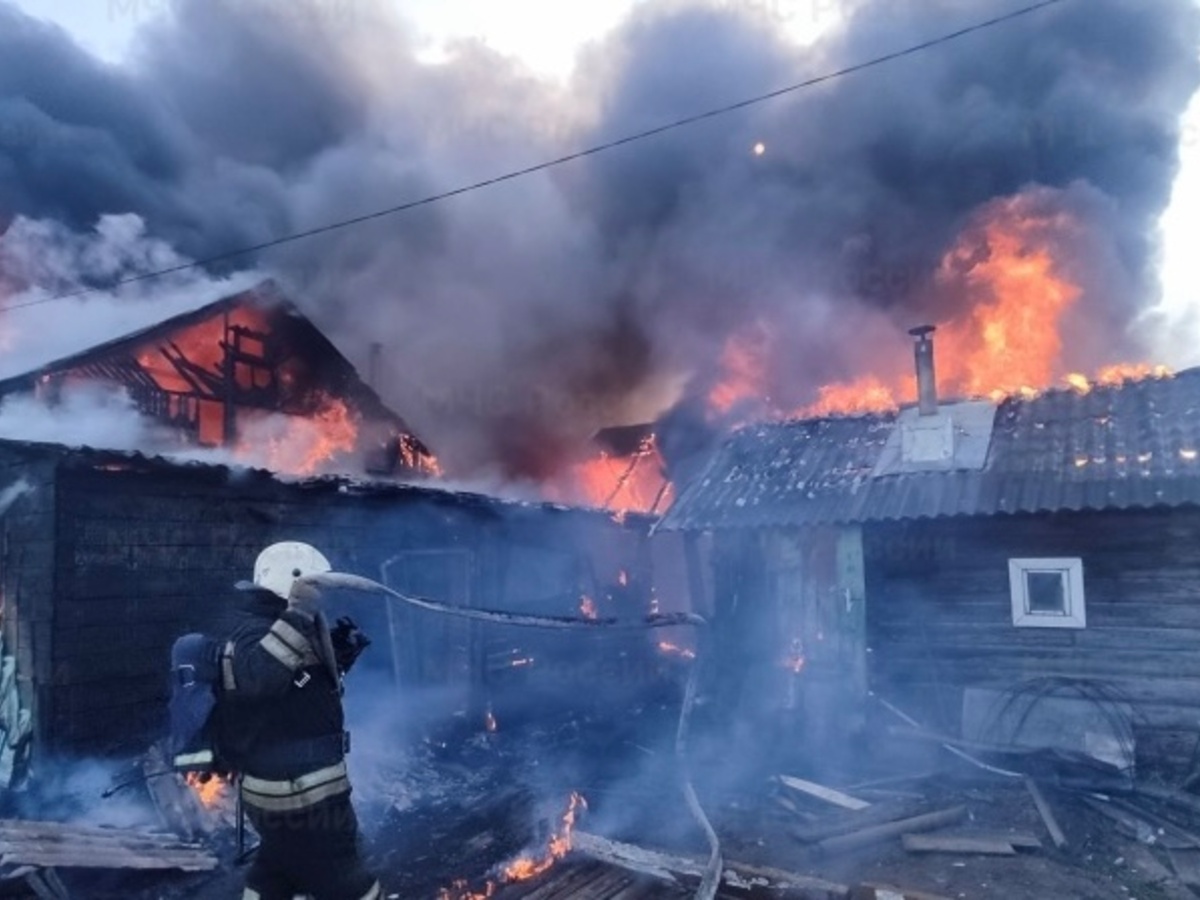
[0,438,666,778]
[0,280,436,477]
[659,329,1200,765]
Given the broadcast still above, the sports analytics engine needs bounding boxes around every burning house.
[0,280,436,478]
[660,327,1200,769]
[0,437,669,777]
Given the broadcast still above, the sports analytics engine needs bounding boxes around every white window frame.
[1008,558,1086,629]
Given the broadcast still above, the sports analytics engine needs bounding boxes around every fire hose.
[307,571,723,900]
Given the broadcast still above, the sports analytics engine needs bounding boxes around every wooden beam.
[1024,778,1067,849]
[814,807,967,857]
[900,834,1018,856]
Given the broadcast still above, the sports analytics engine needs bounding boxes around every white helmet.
[253,542,332,600]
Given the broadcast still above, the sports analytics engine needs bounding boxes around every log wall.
[863,509,1200,734]
[24,454,652,756]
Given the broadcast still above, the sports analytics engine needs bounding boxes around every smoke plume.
[1,0,1198,479]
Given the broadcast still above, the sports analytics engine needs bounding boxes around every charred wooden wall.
[24,454,653,756]
[0,450,55,760]
[864,509,1200,734]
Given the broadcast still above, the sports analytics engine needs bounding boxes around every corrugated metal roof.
[658,367,1200,531]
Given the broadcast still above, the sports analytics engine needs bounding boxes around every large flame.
[707,192,1171,420]
[437,792,587,900]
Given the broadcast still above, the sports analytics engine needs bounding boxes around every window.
[1008,558,1085,629]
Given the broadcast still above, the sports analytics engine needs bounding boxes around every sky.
[7,0,1200,364]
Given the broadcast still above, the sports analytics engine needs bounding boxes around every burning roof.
[659,366,1200,531]
[0,280,437,478]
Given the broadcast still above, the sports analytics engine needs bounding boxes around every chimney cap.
[908,324,936,339]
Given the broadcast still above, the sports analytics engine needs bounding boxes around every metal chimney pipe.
[909,325,938,416]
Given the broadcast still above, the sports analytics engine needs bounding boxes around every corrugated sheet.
[659,367,1200,531]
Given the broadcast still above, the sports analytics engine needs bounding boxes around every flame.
[184,772,228,809]
[554,435,672,515]
[485,709,498,733]
[657,641,697,660]
[801,374,899,418]
[438,792,587,899]
[706,192,1172,420]
[579,595,598,620]
[501,792,587,882]
[617,570,628,587]
[240,393,359,475]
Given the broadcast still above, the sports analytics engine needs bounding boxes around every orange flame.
[501,792,587,882]
[559,435,672,515]
[184,772,228,809]
[437,792,587,899]
[706,192,1172,420]
[579,596,598,620]
[485,709,498,733]
[240,393,359,475]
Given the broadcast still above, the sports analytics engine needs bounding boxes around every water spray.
[306,571,723,900]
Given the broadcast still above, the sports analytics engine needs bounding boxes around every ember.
[657,641,696,660]
[579,595,598,620]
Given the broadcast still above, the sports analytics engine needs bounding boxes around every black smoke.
[1,0,1197,480]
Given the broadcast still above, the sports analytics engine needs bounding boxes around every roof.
[0,279,408,430]
[0,437,655,528]
[658,366,1200,531]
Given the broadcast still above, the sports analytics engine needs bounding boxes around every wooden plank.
[900,834,1017,856]
[791,800,930,844]
[1025,779,1067,849]
[779,776,870,811]
[571,831,849,900]
[814,807,967,857]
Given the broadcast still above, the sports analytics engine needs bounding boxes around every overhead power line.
[5,0,1070,312]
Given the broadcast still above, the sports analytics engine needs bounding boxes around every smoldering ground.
[1,0,1198,481]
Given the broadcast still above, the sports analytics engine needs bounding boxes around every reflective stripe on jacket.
[240,761,351,812]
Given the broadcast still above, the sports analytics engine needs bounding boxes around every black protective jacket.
[214,585,346,781]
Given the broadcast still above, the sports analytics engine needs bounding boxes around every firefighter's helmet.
[253,542,332,600]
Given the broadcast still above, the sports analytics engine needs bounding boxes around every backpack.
[167,633,225,776]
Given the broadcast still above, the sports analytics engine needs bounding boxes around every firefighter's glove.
[331,616,371,674]
[287,577,323,620]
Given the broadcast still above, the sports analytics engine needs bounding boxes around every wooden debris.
[900,834,1018,856]
[1110,796,1200,850]
[791,799,930,844]
[1167,848,1200,889]
[778,776,870,811]
[814,807,967,857]
[0,818,217,873]
[963,831,1042,849]
[1080,796,1159,844]
[1024,778,1067,849]
[571,830,850,899]
[1123,844,1197,900]
[850,884,955,900]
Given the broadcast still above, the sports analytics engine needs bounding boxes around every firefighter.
[216,541,381,900]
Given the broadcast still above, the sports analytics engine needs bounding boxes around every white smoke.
[0,213,260,380]
[0,382,170,450]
